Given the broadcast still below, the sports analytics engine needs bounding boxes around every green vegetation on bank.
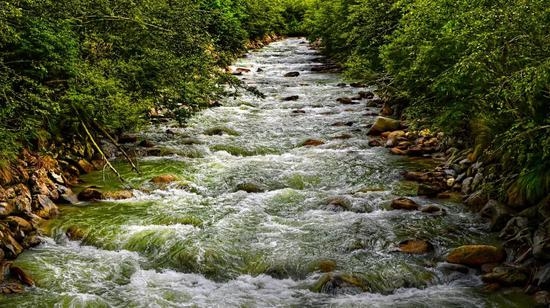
[304,0,550,205]
[0,0,306,162]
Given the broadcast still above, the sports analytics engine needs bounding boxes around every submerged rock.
[103,190,134,200]
[282,95,299,101]
[235,182,265,193]
[481,266,528,287]
[311,273,368,295]
[284,71,300,77]
[77,188,104,201]
[323,196,352,212]
[446,245,505,266]
[150,174,178,185]
[300,139,325,147]
[391,198,420,211]
[66,225,86,241]
[398,239,434,254]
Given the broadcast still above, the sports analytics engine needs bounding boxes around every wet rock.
[481,266,528,287]
[391,198,419,211]
[181,138,203,145]
[66,225,86,241]
[8,184,33,214]
[480,200,513,231]
[311,273,368,295]
[436,262,470,274]
[138,139,156,148]
[9,266,34,286]
[336,83,347,87]
[204,126,240,136]
[282,95,299,101]
[398,239,434,254]
[21,233,42,248]
[291,109,306,114]
[390,147,408,155]
[380,103,393,116]
[150,174,178,185]
[367,117,401,136]
[447,245,505,266]
[118,133,138,144]
[300,139,325,147]
[257,68,264,72]
[33,194,59,219]
[235,67,251,73]
[77,188,104,201]
[336,97,355,105]
[481,263,499,274]
[403,171,429,182]
[57,185,79,204]
[48,171,64,184]
[421,204,446,215]
[235,182,265,193]
[324,196,352,212]
[77,159,95,174]
[284,72,300,77]
[358,91,374,99]
[313,260,337,273]
[103,190,134,200]
[350,82,366,88]
[533,218,550,261]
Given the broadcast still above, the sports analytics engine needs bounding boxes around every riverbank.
[365,113,550,305]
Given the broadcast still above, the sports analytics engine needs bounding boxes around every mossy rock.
[311,273,368,295]
[447,245,505,266]
[204,127,240,136]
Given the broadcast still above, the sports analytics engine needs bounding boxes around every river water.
[4,38,531,307]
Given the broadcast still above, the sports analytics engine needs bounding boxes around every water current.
[2,38,532,307]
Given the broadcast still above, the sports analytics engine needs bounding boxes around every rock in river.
[447,245,505,266]
[391,198,420,211]
[367,117,401,136]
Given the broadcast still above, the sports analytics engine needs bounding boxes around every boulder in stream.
[300,139,325,147]
[398,239,434,254]
[77,188,104,201]
[367,117,401,136]
[446,245,505,266]
[235,182,266,193]
[391,198,420,211]
[284,72,300,77]
[150,174,178,185]
[311,273,368,295]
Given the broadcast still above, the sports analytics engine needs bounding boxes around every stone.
[0,202,14,218]
[480,200,513,231]
[150,175,178,184]
[57,185,79,204]
[77,188,104,201]
[33,194,59,219]
[204,127,240,136]
[385,130,406,147]
[315,260,337,273]
[481,266,528,287]
[398,239,434,254]
[368,139,382,147]
[118,133,138,144]
[0,232,23,259]
[77,159,95,174]
[436,262,470,274]
[311,273,368,295]
[291,109,306,114]
[284,72,300,77]
[533,218,550,261]
[9,265,35,286]
[390,147,408,155]
[464,191,489,212]
[22,233,42,248]
[461,177,474,194]
[300,139,325,147]
[391,198,419,211]
[0,282,24,294]
[4,216,33,233]
[446,245,505,266]
[403,171,429,182]
[367,117,401,136]
[235,182,265,194]
[48,171,64,184]
[358,91,374,99]
[138,139,156,148]
[324,196,352,212]
[103,190,134,200]
[421,205,446,215]
[380,103,393,116]
[66,225,86,241]
[336,97,354,105]
[417,184,443,197]
[282,95,299,101]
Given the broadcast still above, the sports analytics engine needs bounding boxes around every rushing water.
[4,38,532,307]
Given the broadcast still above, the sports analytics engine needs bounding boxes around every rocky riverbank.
[0,142,107,293]
[366,110,550,306]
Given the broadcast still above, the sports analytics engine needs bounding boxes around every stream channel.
[2,38,532,307]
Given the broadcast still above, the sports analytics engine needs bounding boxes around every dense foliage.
[0,0,300,161]
[305,0,550,204]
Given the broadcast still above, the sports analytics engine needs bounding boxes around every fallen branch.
[81,120,126,184]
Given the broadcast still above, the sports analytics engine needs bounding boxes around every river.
[2,38,531,307]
